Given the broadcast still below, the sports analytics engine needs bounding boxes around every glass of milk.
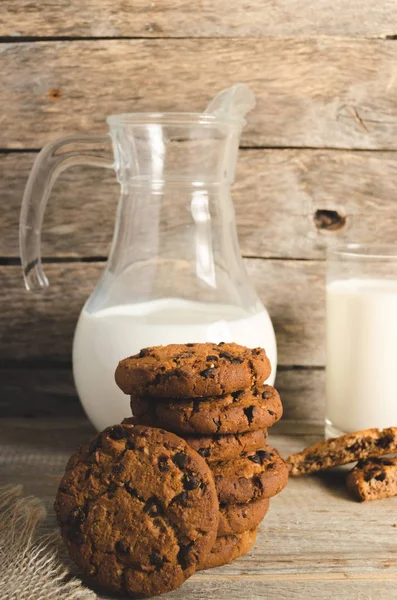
[326,244,397,437]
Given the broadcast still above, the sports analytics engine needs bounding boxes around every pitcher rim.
[107,112,245,128]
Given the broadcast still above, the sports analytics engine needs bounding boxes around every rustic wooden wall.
[1,2,397,420]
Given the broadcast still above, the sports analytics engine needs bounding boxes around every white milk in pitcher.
[73,298,277,431]
[326,278,397,435]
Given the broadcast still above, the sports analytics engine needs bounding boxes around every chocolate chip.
[153,517,166,530]
[139,348,151,357]
[248,450,272,465]
[126,440,136,450]
[177,545,192,570]
[232,390,244,399]
[84,468,92,480]
[115,540,130,555]
[108,484,118,499]
[376,434,394,449]
[244,406,255,425]
[257,450,272,463]
[206,355,219,361]
[89,437,101,454]
[268,409,275,416]
[125,483,139,497]
[364,469,377,482]
[218,342,225,346]
[381,459,395,466]
[158,455,169,472]
[252,349,261,355]
[262,391,271,399]
[144,497,163,517]
[347,441,361,453]
[108,425,126,440]
[219,351,234,361]
[198,447,211,458]
[306,453,320,464]
[186,343,196,347]
[150,550,165,569]
[182,474,201,490]
[172,491,189,507]
[200,367,215,379]
[173,452,188,468]
[231,356,244,364]
[248,453,262,465]
[375,471,387,482]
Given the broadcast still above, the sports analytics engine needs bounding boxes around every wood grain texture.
[0,367,325,421]
[0,260,326,365]
[2,1,397,38]
[2,39,397,149]
[0,418,396,599]
[5,149,397,259]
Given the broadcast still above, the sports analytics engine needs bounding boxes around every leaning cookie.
[115,343,271,399]
[287,427,397,476]
[55,424,219,598]
[346,457,397,501]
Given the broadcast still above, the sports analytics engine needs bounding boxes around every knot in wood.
[313,209,346,232]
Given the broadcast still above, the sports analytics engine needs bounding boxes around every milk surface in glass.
[73,298,277,431]
[326,278,397,435]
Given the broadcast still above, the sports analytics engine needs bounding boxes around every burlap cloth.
[0,485,97,600]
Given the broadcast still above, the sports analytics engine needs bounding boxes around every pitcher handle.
[19,134,114,291]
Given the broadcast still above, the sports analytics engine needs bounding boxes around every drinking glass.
[326,244,397,438]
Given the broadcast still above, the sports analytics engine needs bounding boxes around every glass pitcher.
[20,88,277,431]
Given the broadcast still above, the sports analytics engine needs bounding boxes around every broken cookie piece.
[346,456,397,501]
[287,427,397,476]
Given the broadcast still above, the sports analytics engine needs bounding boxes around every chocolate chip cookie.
[200,529,257,570]
[218,498,269,536]
[131,385,282,435]
[346,457,397,501]
[122,419,268,463]
[186,430,268,463]
[287,427,397,477]
[54,424,219,598]
[212,446,289,504]
[115,343,271,399]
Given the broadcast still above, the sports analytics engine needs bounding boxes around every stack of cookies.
[115,342,289,569]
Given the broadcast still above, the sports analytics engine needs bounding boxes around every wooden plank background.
[3,39,397,149]
[1,2,397,421]
[2,1,397,37]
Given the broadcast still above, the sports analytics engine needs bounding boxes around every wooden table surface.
[1,417,396,599]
